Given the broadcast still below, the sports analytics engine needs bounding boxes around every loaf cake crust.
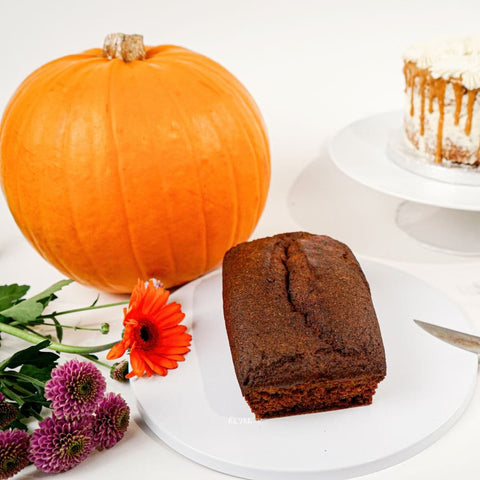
[222,232,386,419]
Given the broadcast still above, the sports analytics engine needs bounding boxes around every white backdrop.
[1,1,480,479]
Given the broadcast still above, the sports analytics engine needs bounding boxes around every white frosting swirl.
[403,36,480,88]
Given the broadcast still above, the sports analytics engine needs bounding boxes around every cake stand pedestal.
[329,110,480,257]
[395,202,480,256]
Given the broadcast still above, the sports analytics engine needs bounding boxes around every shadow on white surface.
[287,146,474,264]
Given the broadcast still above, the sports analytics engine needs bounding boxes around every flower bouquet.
[0,279,191,478]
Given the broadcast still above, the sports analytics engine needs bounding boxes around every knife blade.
[414,319,480,354]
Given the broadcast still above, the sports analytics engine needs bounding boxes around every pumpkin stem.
[102,33,146,62]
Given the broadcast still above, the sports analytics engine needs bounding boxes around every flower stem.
[80,354,112,370]
[0,322,118,354]
[40,322,108,333]
[2,371,46,388]
[39,301,128,319]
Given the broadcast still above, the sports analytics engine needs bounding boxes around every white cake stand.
[328,111,480,256]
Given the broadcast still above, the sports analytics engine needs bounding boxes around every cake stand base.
[396,201,480,256]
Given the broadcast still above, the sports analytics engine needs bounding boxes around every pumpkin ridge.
[122,63,179,282]
[126,62,184,287]
[59,62,122,288]
[3,68,64,264]
[0,58,88,150]
[147,52,270,250]
[146,64,210,275]
[183,60,269,238]
[182,56,270,153]
[105,61,148,288]
[226,87,270,233]
[172,62,241,251]
[179,56,270,160]
[1,60,98,280]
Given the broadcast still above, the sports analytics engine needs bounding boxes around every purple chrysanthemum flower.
[44,359,106,419]
[93,393,130,450]
[29,415,94,473]
[0,402,17,429]
[0,429,30,479]
[0,394,17,429]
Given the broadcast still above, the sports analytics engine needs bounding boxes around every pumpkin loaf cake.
[403,36,480,166]
[222,232,386,420]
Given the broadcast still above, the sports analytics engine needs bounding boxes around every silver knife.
[414,319,480,354]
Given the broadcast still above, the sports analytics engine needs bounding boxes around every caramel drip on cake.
[465,90,477,135]
[433,78,447,163]
[428,76,434,114]
[404,62,428,134]
[410,82,415,116]
[419,75,426,135]
[403,61,478,163]
[404,62,415,116]
[452,82,464,126]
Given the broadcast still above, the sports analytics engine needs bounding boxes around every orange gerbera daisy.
[107,279,191,379]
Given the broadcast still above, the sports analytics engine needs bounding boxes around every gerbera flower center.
[139,325,151,342]
[134,319,158,349]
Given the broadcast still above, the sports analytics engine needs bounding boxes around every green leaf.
[29,279,73,304]
[89,295,100,308]
[0,279,72,324]
[52,316,63,343]
[18,400,46,422]
[20,364,55,383]
[0,300,44,323]
[0,383,25,406]
[0,340,57,429]
[1,378,34,397]
[0,284,30,311]
[37,293,58,308]
[3,371,46,388]
[4,418,28,431]
[2,340,58,370]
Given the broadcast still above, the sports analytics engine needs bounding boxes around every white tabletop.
[1,1,480,479]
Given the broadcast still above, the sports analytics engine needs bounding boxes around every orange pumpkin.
[0,34,270,293]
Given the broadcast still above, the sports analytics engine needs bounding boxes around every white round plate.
[131,260,477,480]
[328,111,480,211]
